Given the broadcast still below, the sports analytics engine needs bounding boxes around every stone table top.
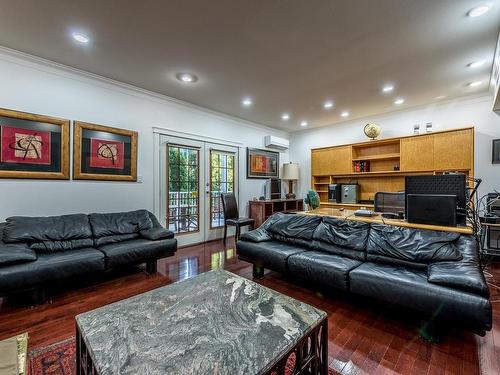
[76,269,327,375]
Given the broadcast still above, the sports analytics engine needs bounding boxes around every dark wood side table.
[249,198,304,228]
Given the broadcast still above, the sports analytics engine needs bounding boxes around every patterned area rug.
[28,337,334,374]
[28,339,75,375]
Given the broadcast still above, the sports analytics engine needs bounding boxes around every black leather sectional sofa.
[237,213,492,335]
[0,210,177,302]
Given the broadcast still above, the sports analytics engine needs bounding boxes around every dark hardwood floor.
[0,238,499,374]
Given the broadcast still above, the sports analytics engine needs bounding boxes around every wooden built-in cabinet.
[311,146,351,175]
[311,127,474,208]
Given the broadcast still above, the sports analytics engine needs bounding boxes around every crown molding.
[0,45,288,136]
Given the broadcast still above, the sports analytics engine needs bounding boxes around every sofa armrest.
[240,227,272,242]
[427,261,489,298]
[0,242,37,267]
[140,227,174,241]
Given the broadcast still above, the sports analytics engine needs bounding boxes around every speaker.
[328,184,341,203]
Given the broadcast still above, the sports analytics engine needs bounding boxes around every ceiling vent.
[264,135,289,150]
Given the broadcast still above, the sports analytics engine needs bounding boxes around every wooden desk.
[302,207,473,235]
[249,199,304,227]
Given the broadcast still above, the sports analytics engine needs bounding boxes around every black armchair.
[221,193,255,243]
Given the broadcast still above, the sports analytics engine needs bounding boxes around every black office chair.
[374,192,405,214]
[221,193,255,243]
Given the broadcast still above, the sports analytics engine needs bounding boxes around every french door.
[159,135,239,246]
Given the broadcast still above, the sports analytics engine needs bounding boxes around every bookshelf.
[311,127,474,208]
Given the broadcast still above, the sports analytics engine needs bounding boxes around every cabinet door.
[330,146,352,174]
[311,148,332,175]
[400,135,434,171]
[311,146,351,175]
[433,129,473,171]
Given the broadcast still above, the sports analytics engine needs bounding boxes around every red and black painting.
[1,126,51,165]
[74,121,137,181]
[0,108,69,179]
[89,138,125,169]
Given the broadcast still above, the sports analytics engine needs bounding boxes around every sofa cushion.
[89,210,153,238]
[288,251,362,291]
[312,217,370,251]
[266,214,322,241]
[237,240,309,273]
[366,224,462,265]
[97,238,176,269]
[3,214,92,243]
[349,262,492,332]
[0,243,37,266]
[94,233,139,247]
[0,248,105,294]
[29,238,95,253]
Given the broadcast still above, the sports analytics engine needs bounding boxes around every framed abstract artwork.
[73,121,137,181]
[0,107,70,179]
[493,139,500,164]
[246,147,279,179]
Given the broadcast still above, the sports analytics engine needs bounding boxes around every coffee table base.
[266,317,328,375]
[76,328,98,375]
[77,317,327,375]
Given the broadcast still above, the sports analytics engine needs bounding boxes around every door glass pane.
[167,145,200,234]
[210,150,235,228]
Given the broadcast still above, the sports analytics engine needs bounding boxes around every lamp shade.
[282,162,300,180]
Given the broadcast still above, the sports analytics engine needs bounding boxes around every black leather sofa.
[237,213,492,336]
[0,209,177,302]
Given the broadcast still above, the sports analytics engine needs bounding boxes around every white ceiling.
[0,0,498,130]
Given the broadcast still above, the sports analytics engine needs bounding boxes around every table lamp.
[282,162,300,199]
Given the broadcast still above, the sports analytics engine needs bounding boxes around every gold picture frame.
[73,121,137,181]
[0,107,70,179]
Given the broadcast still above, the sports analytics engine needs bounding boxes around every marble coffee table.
[75,270,328,375]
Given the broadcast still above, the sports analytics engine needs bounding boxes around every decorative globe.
[364,123,381,140]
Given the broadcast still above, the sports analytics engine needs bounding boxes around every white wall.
[0,49,289,221]
[290,95,500,200]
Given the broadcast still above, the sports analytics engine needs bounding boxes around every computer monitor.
[405,174,467,225]
[406,194,457,227]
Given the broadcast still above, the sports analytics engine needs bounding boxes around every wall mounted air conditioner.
[264,135,289,150]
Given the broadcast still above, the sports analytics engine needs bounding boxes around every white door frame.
[153,128,242,246]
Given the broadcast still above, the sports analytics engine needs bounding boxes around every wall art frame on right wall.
[493,139,500,164]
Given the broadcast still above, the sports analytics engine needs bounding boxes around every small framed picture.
[493,139,500,164]
[0,107,70,179]
[246,147,279,179]
[73,121,137,181]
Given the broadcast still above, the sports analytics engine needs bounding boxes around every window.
[167,145,200,234]
[210,150,235,228]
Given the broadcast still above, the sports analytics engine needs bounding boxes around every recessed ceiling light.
[467,81,483,87]
[340,111,350,118]
[467,61,485,68]
[72,32,89,44]
[382,84,394,93]
[300,121,308,127]
[323,100,334,109]
[242,97,253,106]
[435,95,447,100]
[394,98,405,105]
[467,4,491,17]
[281,113,290,120]
[176,72,198,83]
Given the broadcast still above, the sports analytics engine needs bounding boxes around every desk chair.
[221,193,255,243]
